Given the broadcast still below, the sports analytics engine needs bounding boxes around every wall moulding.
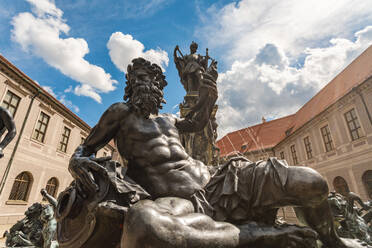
[39,102,56,116]
[4,79,29,97]
[63,119,75,129]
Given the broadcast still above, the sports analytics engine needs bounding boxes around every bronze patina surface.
[56,56,369,248]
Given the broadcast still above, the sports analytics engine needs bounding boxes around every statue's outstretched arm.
[69,102,128,197]
[175,81,217,133]
[347,192,370,212]
[40,189,57,208]
[173,45,179,62]
[0,107,16,155]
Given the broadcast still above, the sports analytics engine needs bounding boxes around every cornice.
[80,130,88,137]
[3,79,29,97]
[39,102,56,116]
[63,119,75,129]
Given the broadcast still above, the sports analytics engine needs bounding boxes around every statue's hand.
[69,156,109,197]
[40,189,47,196]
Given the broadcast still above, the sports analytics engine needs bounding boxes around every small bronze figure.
[328,191,372,245]
[4,203,44,247]
[41,189,59,248]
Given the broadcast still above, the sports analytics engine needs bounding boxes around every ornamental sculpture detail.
[174,42,219,165]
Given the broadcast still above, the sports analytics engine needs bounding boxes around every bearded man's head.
[124,58,167,118]
[25,202,43,218]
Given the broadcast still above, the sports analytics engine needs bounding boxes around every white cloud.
[11,0,117,103]
[121,0,171,19]
[27,0,63,18]
[41,84,80,113]
[196,0,372,138]
[216,26,372,138]
[64,85,73,93]
[197,0,372,62]
[74,84,102,103]
[107,32,169,73]
[59,94,80,113]
[42,85,56,97]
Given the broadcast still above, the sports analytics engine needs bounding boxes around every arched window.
[45,177,59,197]
[8,172,33,201]
[333,176,350,196]
[362,170,372,199]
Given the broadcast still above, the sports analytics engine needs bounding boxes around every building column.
[348,168,360,195]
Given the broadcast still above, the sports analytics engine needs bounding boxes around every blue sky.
[1,0,372,137]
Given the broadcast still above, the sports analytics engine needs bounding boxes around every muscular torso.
[115,106,211,198]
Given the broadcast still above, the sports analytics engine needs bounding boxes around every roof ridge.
[220,113,295,139]
[294,45,372,117]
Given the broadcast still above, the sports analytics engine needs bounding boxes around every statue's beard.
[131,92,161,118]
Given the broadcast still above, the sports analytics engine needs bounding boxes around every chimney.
[262,116,266,123]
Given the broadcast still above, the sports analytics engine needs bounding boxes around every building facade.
[217,46,372,222]
[0,55,116,233]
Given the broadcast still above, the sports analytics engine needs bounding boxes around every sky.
[0,0,372,138]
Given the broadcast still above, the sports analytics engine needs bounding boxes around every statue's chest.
[127,115,177,139]
[187,54,199,62]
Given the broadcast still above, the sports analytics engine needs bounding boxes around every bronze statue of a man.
[0,106,16,158]
[68,58,360,248]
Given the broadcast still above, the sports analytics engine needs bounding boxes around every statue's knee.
[289,167,329,204]
[305,168,329,202]
[125,201,156,235]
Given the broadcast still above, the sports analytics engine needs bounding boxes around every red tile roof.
[290,45,372,135]
[217,45,372,157]
[217,114,295,157]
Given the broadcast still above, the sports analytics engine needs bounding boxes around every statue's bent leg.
[284,167,347,248]
[121,197,318,248]
[121,198,240,248]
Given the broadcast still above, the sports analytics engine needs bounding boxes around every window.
[333,176,350,196]
[344,109,362,141]
[8,172,32,201]
[290,145,298,165]
[45,177,58,198]
[280,151,285,159]
[58,127,71,152]
[80,137,85,145]
[362,170,372,199]
[320,125,334,152]
[303,136,313,159]
[2,90,21,117]
[33,112,50,142]
[103,151,107,157]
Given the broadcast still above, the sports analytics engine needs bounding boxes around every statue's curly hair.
[124,58,167,108]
